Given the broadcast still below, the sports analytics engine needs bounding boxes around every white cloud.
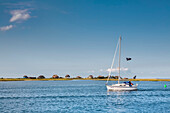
[107,67,128,72]
[0,25,13,31]
[10,9,30,22]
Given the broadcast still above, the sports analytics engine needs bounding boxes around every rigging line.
[118,36,121,84]
[106,38,119,85]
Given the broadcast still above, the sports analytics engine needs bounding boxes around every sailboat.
[106,36,138,91]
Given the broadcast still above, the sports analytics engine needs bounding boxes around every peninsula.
[0,78,170,81]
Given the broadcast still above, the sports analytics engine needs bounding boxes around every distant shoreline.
[0,78,170,81]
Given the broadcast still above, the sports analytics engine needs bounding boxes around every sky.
[0,0,170,78]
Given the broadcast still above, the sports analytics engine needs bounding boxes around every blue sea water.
[0,80,170,113]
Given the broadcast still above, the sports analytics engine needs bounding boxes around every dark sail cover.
[126,58,132,61]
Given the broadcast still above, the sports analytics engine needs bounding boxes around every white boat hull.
[106,84,138,91]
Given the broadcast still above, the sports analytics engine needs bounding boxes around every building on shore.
[52,75,59,78]
[124,78,128,79]
[37,75,45,79]
[114,76,119,79]
[97,75,104,79]
[88,75,93,79]
[28,77,36,79]
[23,75,28,78]
[76,76,82,78]
[65,74,70,78]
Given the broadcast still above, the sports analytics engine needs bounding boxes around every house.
[28,77,36,79]
[124,78,128,79]
[37,75,45,79]
[52,75,59,78]
[115,76,119,79]
[88,75,93,79]
[65,74,70,78]
[76,76,82,78]
[23,75,28,78]
[97,75,104,79]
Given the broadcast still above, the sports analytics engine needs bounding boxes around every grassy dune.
[0,78,170,81]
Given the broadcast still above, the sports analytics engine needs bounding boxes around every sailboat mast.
[118,36,121,84]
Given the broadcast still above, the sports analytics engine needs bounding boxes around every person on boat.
[128,81,133,87]
[124,81,128,85]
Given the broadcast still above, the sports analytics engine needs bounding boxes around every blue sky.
[0,0,170,78]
